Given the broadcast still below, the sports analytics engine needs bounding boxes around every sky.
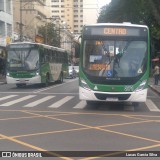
[98,0,111,8]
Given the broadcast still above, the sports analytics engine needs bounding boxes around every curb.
[149,85,160,95]
[0,82,6,85]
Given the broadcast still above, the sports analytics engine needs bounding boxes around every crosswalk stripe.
[24,96,55,107]
[0,95,36,107]
[0,94,160,112]
[0,95,18,101]
[145,99,160,112]
[48,96,74,108]
[73,100,86,109]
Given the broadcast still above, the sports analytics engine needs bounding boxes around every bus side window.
[65,52,68,64]
[49,50,52,62]
[59,52,62,63]
[50,50,53,62]
[57,51,60,63]
[52,51,56,62]
[55,51,58,62]
[62,52,65,63]
[57,51,59,63]
[40,48,45,63]
[45,49,49,62]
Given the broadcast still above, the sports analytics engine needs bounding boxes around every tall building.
[83,0,98,25]
[50,0,83,34]
[50,0,99,35]
[0,0,13,51]
[13,0,50,42]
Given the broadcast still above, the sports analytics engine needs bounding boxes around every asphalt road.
[0,78,160,160]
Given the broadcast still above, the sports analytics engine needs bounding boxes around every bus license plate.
[19,79,25,83]
[106,97,118,101]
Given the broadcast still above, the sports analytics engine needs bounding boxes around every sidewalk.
[0,75,6,85]
[148,78,160,95]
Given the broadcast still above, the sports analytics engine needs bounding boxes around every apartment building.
[50,0,99,35]
[83,0,99,25]
[13,0,50,42]
[0,0,13,51]
[50,0,83,34]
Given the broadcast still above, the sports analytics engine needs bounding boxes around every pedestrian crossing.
[48,96,74,108]
[1,95,36,107]
[0,94,159,112]
[0,94,86,110]
[24,96,55,108]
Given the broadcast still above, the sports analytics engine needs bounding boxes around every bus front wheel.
[58,72,63,83]
[45,74,50,87]
[132,102,139,107]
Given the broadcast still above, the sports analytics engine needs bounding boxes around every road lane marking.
[98,120,154,128]
[0,133,73,160]
[0,95,36,106]
[0,95,18,101]
[38,92,79,95]
[82,144,160,160]
[34,79,78,93]
[48,96,74,108]
[0,115,42,121]
[145,99,160,112]
[23,96,55,107]
[0,92,35,94]
[73,100,86,109]
[22,110,160,144]
[12,127,89,138]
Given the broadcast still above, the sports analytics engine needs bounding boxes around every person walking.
[153,63,160,85]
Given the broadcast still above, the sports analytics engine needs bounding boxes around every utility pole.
[19,0,23,41]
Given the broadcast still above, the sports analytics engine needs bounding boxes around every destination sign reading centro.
[88,26,147,37]
[104,28,127,35]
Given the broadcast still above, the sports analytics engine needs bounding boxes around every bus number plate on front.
[19,79,25,83]
[106,97,118,101]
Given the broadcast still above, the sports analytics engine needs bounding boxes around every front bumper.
[79,87,147,102]
[6,76,41,84]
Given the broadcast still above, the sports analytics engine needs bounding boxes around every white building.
[0,0,13,50]
[83,0,99,25]
[50,0,99,34]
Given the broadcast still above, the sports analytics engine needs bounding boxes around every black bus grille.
[94,93,131,101]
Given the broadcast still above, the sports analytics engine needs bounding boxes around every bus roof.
[9,41,66,52]
[84,23,148,29]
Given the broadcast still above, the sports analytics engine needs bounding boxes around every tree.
[38,22,60,47]
[97,0,160,56]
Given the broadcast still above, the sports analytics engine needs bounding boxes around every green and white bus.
[79,23,150,106]
[6,42,68,87]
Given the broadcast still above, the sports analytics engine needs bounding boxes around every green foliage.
[98,0,160,56]
[38,22,60,47]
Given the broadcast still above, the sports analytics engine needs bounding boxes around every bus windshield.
[7,48,39,71]
[83,40,147,79]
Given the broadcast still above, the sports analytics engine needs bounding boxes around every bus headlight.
[6,72,10,76]
[36,70,39,76]
[135,80,147,92]
[80,78,91,90]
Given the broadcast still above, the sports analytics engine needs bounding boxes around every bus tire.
[86,101,100,109]
[132,102,139,107]
[58,72,63,83]
[45,74,50,87]
[86,100,97,106]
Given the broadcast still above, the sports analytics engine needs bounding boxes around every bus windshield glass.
[7,48,39,71]
[83,40,147,79]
